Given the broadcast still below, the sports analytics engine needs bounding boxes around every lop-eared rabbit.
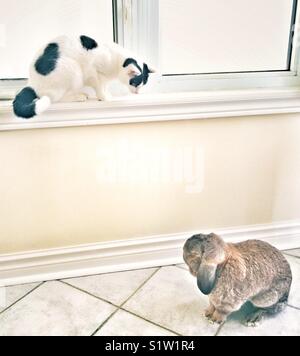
[183,233,292,326]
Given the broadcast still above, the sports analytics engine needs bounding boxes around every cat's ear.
[123,58,142,77]
[126,64,141,77]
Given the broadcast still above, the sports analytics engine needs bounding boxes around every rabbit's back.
[211,240,292,309]
[235,240,292,282]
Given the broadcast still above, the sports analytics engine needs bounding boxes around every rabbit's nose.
[190,268,197,277]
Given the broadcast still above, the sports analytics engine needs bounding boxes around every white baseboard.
[1,221,300,287]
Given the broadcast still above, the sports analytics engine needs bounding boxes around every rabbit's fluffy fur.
[183,233,292,326]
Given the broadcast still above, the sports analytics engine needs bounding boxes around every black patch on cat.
[123,58,151,88]
[123,58,142,72]
[142,63,151,85]
[35,43,59,76]
[13,87,39,119]
[80,35,98,50]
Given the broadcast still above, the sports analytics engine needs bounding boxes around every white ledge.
[1,88,300,131]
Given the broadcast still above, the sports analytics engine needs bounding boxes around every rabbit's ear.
[196,234,226,295]
[197,263,218,295]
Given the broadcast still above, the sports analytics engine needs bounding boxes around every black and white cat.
[13,35,155,119]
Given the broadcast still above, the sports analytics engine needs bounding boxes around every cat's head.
[121,58,155,94]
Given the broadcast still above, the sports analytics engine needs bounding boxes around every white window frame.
[1,0,300,96]
[115,0,300,93]
[1,0,300,95]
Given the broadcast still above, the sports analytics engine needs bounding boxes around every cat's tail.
[13,87,51,119]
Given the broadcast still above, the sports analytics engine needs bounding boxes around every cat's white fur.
[27,36,150,115]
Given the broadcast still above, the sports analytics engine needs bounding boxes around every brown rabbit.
[183,233,292,326]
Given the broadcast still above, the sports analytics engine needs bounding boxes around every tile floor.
[0,249,299,336]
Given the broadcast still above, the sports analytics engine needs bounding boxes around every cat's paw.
[97,93,112,102]
[75,93,88,102]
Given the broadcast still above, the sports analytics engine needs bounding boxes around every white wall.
[0,113,300,254]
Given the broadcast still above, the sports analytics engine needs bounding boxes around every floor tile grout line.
[91,309,120,337]
[120,267,161,306]
[90,267,165,336]
[91,305,181,337]
[59,282,126,337]
[283,252,300,259]
[120,307,182,336]
[174,265,188,272]
[68,266,215,337]
[92,267,162,336]
[0,265,239,337]
[117,267,183,336]
[89,267,161,336]
[60,267,162,311]
[0,282,44,317]
[214,322,225,337]
[62,266,160,280]
[60,280,119,308]
[61,279,181,336]
[287,304,300,311]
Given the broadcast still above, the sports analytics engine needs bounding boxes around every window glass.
[159,0,295,75]
[0,0,114,78]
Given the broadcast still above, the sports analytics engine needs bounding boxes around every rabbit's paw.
[210,311,227,325]
[205,305,215,319]
[244,310,265,327]
[205,314,215,325]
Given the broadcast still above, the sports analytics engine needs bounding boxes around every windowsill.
[1,87,300,131]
